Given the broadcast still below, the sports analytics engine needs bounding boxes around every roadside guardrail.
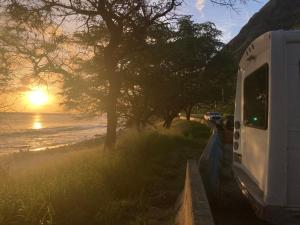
[176,160,215,225]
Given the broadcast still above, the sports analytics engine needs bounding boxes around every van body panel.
[286,43,300,206]
[265,31,286,206]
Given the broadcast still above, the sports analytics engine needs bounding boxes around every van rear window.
[244,64,269,129]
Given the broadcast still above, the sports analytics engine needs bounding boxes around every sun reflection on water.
[33,121,42,129]
[32,115,43,130]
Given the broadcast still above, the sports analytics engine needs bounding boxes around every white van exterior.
[233,30,300,224]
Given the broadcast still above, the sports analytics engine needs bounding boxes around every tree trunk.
[164,119,172,128]
[105,78,120,149]
[136,119,142,132]
[103,35,121,149]
[185,105,193,121]
[163,111,177,129]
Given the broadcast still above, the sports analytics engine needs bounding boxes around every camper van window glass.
[244,64,269,129]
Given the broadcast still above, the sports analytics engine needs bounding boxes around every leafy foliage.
[119,16,224,128]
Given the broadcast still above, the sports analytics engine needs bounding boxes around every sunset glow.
[27,88,49,106]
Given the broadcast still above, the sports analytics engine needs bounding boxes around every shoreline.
[0,126,127,162]
[0,112,107,156]
[0,135,105,161]
[0,135,106,178]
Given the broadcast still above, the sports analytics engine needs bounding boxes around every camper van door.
[241,63,269,191]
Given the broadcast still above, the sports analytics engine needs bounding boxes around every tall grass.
[0,120,210,225]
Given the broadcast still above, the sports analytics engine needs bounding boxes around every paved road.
[201,125,270,225]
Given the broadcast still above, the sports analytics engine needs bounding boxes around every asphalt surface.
[202,124,271,225]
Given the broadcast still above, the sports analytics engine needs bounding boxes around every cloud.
[196,0,205,12]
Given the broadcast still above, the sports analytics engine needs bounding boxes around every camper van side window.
[244,64,269,129]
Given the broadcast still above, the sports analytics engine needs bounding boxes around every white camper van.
[233,30,300,224]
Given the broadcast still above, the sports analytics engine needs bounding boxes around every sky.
[180,0,268,42]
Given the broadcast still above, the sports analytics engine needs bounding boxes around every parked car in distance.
[203,112,222,123]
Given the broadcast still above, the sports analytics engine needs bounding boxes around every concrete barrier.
[176,160,215,225]
[199,128,223,195]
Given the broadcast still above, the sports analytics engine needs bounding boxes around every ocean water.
[0,112,106,154]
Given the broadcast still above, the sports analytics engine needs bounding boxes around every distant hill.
[227,0,300,61]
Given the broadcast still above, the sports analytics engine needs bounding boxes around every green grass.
[0,120,210,225]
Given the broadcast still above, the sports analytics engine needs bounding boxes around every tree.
[202,49,237,110]
[1,0,253,138]
[210,0,250,11]
[145,17,223,126]
[3,0,182,148]
[173,16,223,120]
[0,17,17,111]
[118,17,223,128]
[0,5,68,112]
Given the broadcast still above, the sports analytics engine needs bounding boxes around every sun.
[27,88,49,106]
